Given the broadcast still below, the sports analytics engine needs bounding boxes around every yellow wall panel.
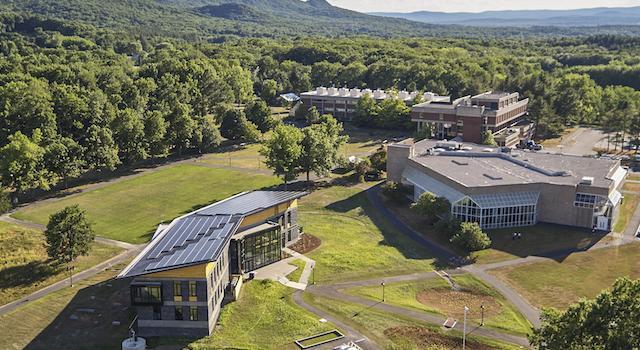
[143,262,211,279]
[239,200,296,229]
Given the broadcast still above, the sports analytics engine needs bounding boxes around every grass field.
[299,183,436,283]
[613,192,640,233]
[189,280,334,350]
[0,260,134,350]
[491,243,640,310]
[0,221,122,306]
[345,274,532,337]
[286,259,306,283]
[13,165,280,243]
[303,293,523,350]
[628,174,640,181]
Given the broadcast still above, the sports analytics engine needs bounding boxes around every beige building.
[388,139,627,231]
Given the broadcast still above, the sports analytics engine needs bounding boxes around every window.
[189,306,198,321]
[287,212,292,227]
[574,193,605,209]
[153,305,162,320]
[131,285,162,305]
[189,281,197,300]
[175,307,183,320]
[173,281,182,301]
[240,228,282,272]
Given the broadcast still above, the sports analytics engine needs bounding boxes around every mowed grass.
[303,293,522,350]
[299,183,436,283]
[0,260,134,350]
[286,259,306,283]
[491,243,640,310]
[13,165,280,243]
[346,274,532,337]
[189,280,334,350]
[0,221,122,306]
[613,192,640,233]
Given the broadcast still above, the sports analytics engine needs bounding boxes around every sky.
[326,0,640,13]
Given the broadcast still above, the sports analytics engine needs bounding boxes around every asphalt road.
[545,127,606,156]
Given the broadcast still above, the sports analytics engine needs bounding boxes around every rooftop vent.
[483,173,504,181]
[580,176,594,185]
[452,159,469,166]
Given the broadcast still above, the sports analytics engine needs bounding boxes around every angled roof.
[118,191,306,278]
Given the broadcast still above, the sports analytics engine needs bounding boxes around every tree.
[260,79,278,104]
[378,96,411,129]
[143,110,169,157]
[353,94,379,127]
[0,130,54,196]
[450,222,491,251]
[44,136,85,188]
[220,108,261,142]
[44,205,95,286]
[530,278,640,350]
[112,108,147,164]
[226,64,253,105]
[306,106,320,124]
[298,114,347,181]
[0,79,57,140]
[84,125,120,171]
[411,192,451,222]
[261,124,303,185]
[381,181,408,203]
[246,99,276,132]
[482,130,498,146]
[354,158,371,183]
[191,115,222,153]
[369,149,387,174]
[553,73,601,126]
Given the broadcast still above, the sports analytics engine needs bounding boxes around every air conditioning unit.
[580,176,594,185]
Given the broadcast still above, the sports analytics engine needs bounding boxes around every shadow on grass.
[0,261,59,291]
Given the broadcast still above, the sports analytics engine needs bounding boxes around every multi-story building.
[411,91,531,146]
[299,87,449,121]
[118,191,306,337]
[388,139,627,231]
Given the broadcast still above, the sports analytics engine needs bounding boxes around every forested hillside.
[1,12,640,201]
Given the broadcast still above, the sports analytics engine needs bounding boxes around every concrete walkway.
[252,248,317,290]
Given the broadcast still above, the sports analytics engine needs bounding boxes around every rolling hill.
[370,6,640,27]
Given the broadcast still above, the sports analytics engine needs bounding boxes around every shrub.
[369,149,387,174]
[411,192,450,221]
[434,217,461,236]
[450,222,492,252]
[354,158,371,182]
[381,181,408,203]
[0,190,12,214]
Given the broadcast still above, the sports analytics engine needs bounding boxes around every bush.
[411,192,450,222]
[450,222,492,252]
[434,217,461,236]
[0,190,12,214]
[381,181,408,203]
[369,149,387,174]
[354,158,371,182]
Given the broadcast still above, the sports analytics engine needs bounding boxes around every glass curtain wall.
[452,192,538,229]
[240,228,282,272]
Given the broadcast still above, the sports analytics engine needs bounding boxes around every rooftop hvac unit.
[399,91,409,99]
[316,87,327,95]
[435,141,460,150]
[328,87,337,95]
[410,91,418,99]
[580,176,595,185]
[374,89,384,99]
[363,88,373,95]
[423,92,435,101]
[339,88,348,96]
[350,88,361,97]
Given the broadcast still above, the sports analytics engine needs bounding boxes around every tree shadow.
[0,261,59,290]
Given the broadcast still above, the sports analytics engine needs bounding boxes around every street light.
[463,306,469,350]
[381,282,386,302]
[480,304,485,326]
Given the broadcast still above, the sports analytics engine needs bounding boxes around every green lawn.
[614,192,640,233]
[346,274,532,337]
[474,224,609,264]
[0,221,123,306]
[491,243,640,310]
[188,280,334,350]
[628,174,640,181]
[286,259,306,283]
[13,165,280,243]
[0,260,134,350]
[299,183,436,283]
[303,293,523,350]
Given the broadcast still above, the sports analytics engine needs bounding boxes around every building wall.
[459,116,483,143]
[387,142,414,183]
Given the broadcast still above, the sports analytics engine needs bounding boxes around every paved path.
[304,272,530,347]
[545,127,605,156]
[0,244,144,317]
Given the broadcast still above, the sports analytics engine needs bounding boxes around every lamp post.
[311,262,316,285]
[463,306,469,350]
[381,282,386,302]
[480,304,485,326]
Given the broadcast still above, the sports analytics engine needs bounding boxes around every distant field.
[13,165,279,243]
[189,280,334,350]
[491,243,640,309]
[0,221,122,306]
[346,274,532,337]
[299,183,436,283]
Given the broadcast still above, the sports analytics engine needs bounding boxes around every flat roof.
[409,139,619,189]
[118,191,306,278]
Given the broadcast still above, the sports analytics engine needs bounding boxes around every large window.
[131,285,162,305]
[173,281,182,301]
[189,281,197,301]
[240,228,282,272]
[189,306,198,321]
[452,193,538,230]
[574,193,606,209]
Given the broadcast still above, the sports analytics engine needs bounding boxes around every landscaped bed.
[295,329,344,349]
[490,242,640,310]
[290,233,321,254]
[13,165,280,243]
[344,274,532,337]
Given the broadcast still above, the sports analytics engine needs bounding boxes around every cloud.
[327,0,640,13]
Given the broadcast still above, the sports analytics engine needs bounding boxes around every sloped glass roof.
[466,191,540,209]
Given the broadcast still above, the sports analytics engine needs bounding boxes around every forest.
[1,12,640,200]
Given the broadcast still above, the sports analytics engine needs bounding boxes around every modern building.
[388,139,627,231]
[300,87,449,121]
[410,91,532,146]
[118,191,306,337]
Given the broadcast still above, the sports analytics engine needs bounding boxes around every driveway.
[544,127,606,156]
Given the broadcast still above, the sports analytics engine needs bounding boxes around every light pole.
[311,262,316,285]
[480,304,485,326]
[463,306,469,350]
[381,282,386,302]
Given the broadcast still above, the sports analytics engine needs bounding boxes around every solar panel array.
[121,191,307,277]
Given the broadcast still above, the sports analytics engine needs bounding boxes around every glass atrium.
[451,192,539,229]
